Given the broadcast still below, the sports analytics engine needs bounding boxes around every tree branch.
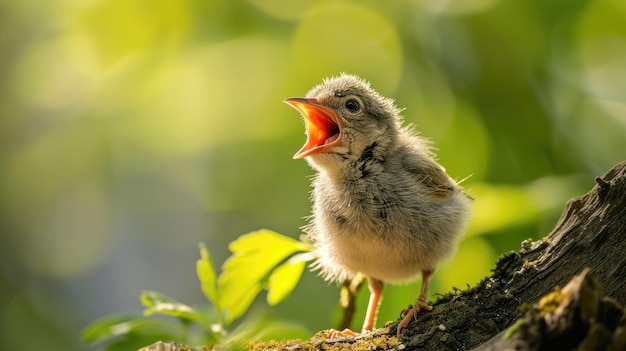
[146,161,626,351]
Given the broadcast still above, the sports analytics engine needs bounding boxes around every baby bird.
[285,74,471,336]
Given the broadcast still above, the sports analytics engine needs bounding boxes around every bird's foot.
[396,299,433,336]
[325,328,360,339]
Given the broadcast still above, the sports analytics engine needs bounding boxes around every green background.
[1,0,625,349]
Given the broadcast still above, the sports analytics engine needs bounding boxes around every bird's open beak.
[284,97,343,159]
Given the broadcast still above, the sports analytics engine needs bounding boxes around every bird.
[284,73,471,337]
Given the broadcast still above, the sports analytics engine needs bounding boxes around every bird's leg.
[325,277,384,339]
[396,269,434,336]
[362,277,384,332]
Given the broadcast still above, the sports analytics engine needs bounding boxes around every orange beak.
[284,97,343,159]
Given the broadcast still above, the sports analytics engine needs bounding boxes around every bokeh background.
[1,0,625,349]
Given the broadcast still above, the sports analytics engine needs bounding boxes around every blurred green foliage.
[1,0,625,350]
[83,233,311,350]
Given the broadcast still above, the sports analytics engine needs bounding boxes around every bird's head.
[285,74,402,168]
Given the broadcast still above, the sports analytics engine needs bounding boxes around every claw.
[325,328,360,339]
[396,300,433,336]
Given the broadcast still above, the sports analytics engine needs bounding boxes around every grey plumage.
[286,73,471,336]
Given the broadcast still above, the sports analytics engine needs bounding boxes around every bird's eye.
[345,99,361,113]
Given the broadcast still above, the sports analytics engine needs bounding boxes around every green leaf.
[266,254,307,305]
[81,314,176,344]
[218,229,310,325]
[140,291,212,330]
[197,242,219,307]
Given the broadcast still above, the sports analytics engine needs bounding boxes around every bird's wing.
[404,156,458,200]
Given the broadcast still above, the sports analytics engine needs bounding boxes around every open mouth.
[284,98,342,159]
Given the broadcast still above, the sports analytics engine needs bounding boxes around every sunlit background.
[1,0,625,349]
